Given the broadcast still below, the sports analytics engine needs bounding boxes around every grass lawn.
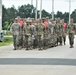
[0,36,13,46]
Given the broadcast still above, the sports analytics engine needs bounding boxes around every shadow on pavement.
[0,58,76,66]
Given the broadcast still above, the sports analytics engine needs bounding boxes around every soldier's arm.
[10,24,14,35]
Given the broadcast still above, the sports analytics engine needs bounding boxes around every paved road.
[0,36,76,75]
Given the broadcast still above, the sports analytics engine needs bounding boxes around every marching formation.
[10,17,76,50]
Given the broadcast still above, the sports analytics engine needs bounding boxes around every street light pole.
[65,0,75,24]
[35,0,38,20]
[40,0,42,19]
[69,0,71,24]
[52,0,54,20]
[31,0,33,5]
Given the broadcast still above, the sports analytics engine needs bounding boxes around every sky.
[2,0,76,14]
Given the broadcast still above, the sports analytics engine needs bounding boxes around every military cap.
[57,17,60,20]
[42,17,46,20]
[60,20,62,23]
[15,18,18,20]
[46,17,49,19]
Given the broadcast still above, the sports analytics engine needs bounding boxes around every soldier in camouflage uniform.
[10,18,21,50]
[56,18,63,46]
[19,18,24,49]
[37,19,44,50]
[22,18,27,48]
[42,18,49,50]
[23,19,32,50]
[51,20,57,47]
[30,19,36,49]
[62,19,67,45]
[67,19,76,48]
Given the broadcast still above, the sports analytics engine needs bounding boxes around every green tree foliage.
[2,4,76,29]
[71,9,76,23]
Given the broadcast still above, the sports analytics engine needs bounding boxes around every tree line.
[2,4,76,30]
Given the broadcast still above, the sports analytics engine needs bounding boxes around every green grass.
[0,37,13,46]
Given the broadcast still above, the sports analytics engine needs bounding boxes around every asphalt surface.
[0,35,76,75]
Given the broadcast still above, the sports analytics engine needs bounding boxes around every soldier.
[34,19,39,48]
[23,19,32,50]
[56,18,63,46]
[30,18,36,49]
[19,18,24,49]
[62,19,67,45]
[43,18,49,50]
[22,18,27,48]
[37,19,44,50]
[67,19,76,48]
[10,18,21,50]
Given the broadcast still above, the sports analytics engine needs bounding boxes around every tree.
[56,11,63,19]
[71,9,76,23]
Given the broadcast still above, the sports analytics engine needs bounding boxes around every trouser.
[23,35,26,47]
[59,36,62,44]
[33,37,38,48]
[69,34,74,46]
[19,34,23,47]
[38,35,43,49]
[57,37,59,45]
[13,35,19,49]
[43,39,48,49]
[63,36,66,45]
[25,35,32,50]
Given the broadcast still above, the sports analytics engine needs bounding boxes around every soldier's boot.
[71,45,74,48]
[26,48,28,50]
[64,42,65,45]
[13,47,16,50]
[19,46,22,50]
[16,46,19,50]
[70,45,72,48]
[30,46,33,50]
[59,43,62,46]
[38,47,42,50]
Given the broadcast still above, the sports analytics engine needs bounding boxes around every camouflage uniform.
[48,20,57,47]
[62,19,67,45]
[10,18,20,50]
[30,23,36,49]
[23,20,32,50]
[56,19,63,46]
[23,21,27,48]
[37,22,44,50]
[67,20,75,48]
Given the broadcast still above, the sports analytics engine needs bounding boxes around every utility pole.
[52,0,54,20]
[0,0,2,32]
[40,0,42,19]
[31,0,33,5]
[0,0,4,42]
[69,0,71,24]
[35,0,38,20]
[65,0,75,24]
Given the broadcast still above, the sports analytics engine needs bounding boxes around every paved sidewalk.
[0,36,76,75]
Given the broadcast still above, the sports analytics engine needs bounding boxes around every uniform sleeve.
[10,24,14,34]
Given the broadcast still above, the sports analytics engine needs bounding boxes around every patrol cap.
[70,19,73,21]
[35,19,39,22]
[42,17,46,20]
[46,17,49,19]
[26,19,30,22]
[57,17,60,20]
[60,20,62,23]
[15,18,18,20]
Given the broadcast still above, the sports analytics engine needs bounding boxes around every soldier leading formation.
[10,17,76,50]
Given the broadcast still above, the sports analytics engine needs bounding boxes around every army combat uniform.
[37,22,44,50]
[11,20,21,50]
[23,20,32,50]
[67,22,75,48]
